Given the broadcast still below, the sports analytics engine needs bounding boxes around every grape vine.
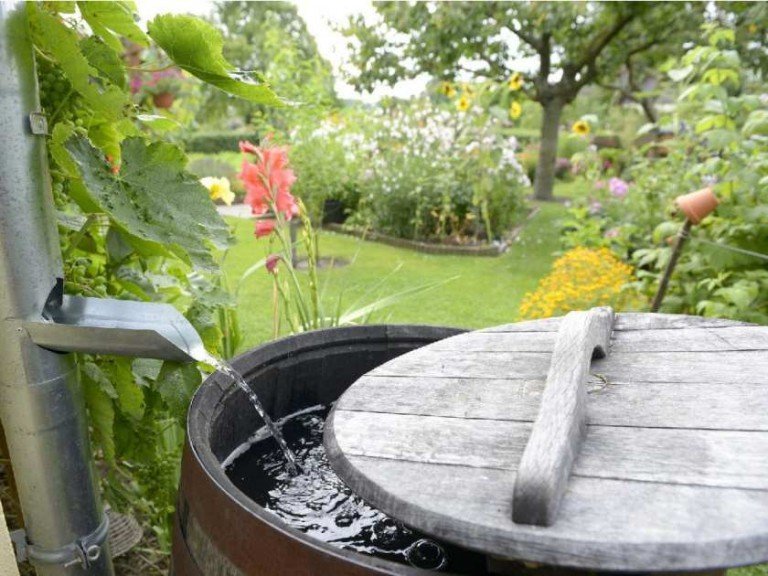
[25,1,281,548]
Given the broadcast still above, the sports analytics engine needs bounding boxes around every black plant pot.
[322,198,347,225]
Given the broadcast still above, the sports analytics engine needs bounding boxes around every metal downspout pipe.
[0,2,114,575]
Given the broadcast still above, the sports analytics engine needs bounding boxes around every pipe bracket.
[13,513,109,569]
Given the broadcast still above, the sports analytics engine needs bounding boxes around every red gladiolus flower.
[238,140,299,238]
[255,219,276,238]
[239,140,258,155]
[265,253,281,274]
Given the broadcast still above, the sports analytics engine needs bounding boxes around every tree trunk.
[534,98,565,201]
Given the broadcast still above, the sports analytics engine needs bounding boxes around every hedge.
[184,131,260,154]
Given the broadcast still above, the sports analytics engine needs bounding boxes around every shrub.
[517,149,539,183]
[286,114,365,223]
[561,26,768,324]
[592,132,622,149]
[555,157,573,180]
[519,247,640,319]
[349,100,529,242]
[185,131,260,154]
[557,133,590,159]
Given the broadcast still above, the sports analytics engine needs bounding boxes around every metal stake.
[0,3,113,574]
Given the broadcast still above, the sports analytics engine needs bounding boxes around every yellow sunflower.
[439,81,456,98]
[509,101,522,120]
[507,72,524,91]
[460,83,475,96]
[456,94,471,112]
[572,120,591,136]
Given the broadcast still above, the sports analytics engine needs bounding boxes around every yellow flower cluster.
[518,247,638,320]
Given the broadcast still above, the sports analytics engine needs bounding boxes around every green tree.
[201,1,337,128]
[344,1,702,200]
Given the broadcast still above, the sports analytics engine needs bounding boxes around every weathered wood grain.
[512,308,614,526]
[324,447,768,571]
[481,313,751,333]
[325,313,768,571]
[431,326,768,353]
[336,375,768,431]
[368,349,768,384]
[331,410,768,490]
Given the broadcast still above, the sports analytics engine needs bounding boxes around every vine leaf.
[65,136,231,270]
[29,6,129,121]
[77,1,149,52]
[156,362,202,424]
[147,14,284,106]
[80,36,127,89]
[82,364,116,463]
[104,358,145,421]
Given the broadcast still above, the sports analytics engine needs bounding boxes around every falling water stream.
[199,352,300,475]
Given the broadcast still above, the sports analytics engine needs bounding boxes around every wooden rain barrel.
[326,310,768,574]
[171,324,465,576]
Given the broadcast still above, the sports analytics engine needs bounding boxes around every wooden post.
[650,219,692,313]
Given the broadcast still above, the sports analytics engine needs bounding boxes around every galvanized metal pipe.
[0,2,113,574]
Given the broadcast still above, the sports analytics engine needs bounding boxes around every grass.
[223,201,566,351]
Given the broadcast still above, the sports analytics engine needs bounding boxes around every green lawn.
[223,201,565,350]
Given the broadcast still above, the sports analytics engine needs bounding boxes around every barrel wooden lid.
[324,313,768,572]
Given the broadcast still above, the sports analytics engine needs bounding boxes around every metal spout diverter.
[24,284,207,363]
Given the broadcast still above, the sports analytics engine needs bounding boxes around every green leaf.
[82,361,117,399]
[132,358,163,387]
[147,15,284,106]
[104,358,145,420]
[156,362,201,423]
[80,36,126,89]
[185,302,224,354]
[65,136,231,270]
[743,110,768,138]
[137,114,181,132]
[83,378,115,462]
[667,65,693,82]
[77,1,149,51]
[29,7,129,121]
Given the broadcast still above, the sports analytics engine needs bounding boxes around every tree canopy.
[344,2,704,200]
[200,1,337,127]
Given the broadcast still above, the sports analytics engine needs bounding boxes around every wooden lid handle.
[512,307,615,526]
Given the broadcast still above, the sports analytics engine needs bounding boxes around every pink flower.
[589,200,603,215]
[594,180,606,190]
[604,227,620,239]
[239,140,259,155]
[238,140,298,221]
[129,74,142,95]
[255,219,276,238]
[609,177,629,198]
[265,254,281,274]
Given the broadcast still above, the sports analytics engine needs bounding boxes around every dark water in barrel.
[225,405,486,572]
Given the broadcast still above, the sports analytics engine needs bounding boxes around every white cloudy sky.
[135,0,430,101]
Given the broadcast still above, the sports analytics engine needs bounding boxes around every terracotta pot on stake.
[650,187,719,312]
[153,91,175,109]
